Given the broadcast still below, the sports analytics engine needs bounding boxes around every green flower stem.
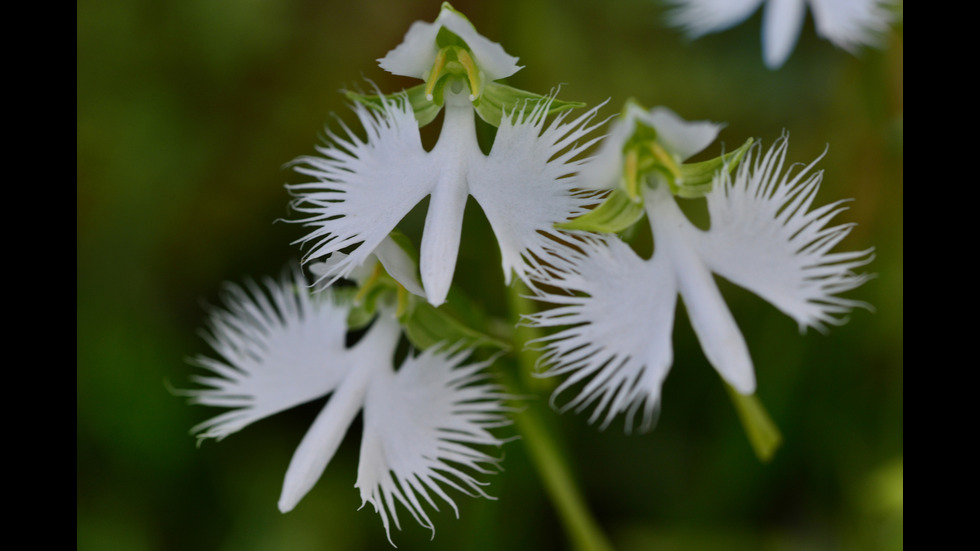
[507,281,614,551]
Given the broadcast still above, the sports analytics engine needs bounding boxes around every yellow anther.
[396,285,409,318]
[424,48,449,101]
[649,142,683,187]
[454,47,481,101]
[623,148,641,202]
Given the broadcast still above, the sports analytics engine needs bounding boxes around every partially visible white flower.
[527,133,873,431]
[185,267,510,543]
[289,91,603,306]
[579,103,724,191]
[666,0,895,69]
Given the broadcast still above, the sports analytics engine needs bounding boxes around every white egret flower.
[288,5,603,306]
[186,267,510,543]
[527,108,873,431]
[666,0,895,69]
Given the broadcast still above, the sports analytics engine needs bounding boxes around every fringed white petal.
[526,236,678,432]
[809,0,894,53]
[288,93,434,290]
[278,315,402,513]
[355,346,510,543]
[378,5,521,81]
[698,135,874,332]
[290,88,603,306]
[666,0,765,38]
[186,267,353,441]
[469,98,606,287]
[762,0,807,69]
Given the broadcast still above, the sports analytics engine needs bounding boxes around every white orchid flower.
[527,108,872,431]
[288,4,603,306]
[185,267,510,543]
[666,0,895,69]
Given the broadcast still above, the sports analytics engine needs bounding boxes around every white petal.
[419,180,468,306]
[646,107,723,161]
[374,236,426,298]
[418,100,484,306]
[697,135,873,332]
[646,186,756,394]
[666,0,765,38]
[437,7,522,80]
[309,236,426,298]
[185,267,353,440]
[355,346,510,542]
[762,0,807,69]
[377,20,441,79]
[378,5,521,81]
[470,98,605,286]
[278,315,402,513]
[526,235,678,432]
[288,93,435,288]
[575,103,638,191]
[808,0,894,53]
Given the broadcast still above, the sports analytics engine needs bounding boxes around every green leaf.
[675,138,753,198]
[556,189,645,234]
[345,86,443,127]
[476,82,584,127]
[725,384,782,462]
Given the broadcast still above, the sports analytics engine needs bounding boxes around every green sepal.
[346,299,378,330]
[345,86,443,127]
[556,188,646,234]
[416,85,445,126]
[674,138,754,198]
[399,290,509,351]
[476,82,585,127]
[340,229,421,327]
[321,283,375,331]
[725,383,782,463]
[344,264,394,329]
[623,115,659,149]
[436,24,470,49]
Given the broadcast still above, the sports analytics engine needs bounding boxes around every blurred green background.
[77,0,903,549]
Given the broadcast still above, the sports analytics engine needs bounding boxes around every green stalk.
[507,281,614,551]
